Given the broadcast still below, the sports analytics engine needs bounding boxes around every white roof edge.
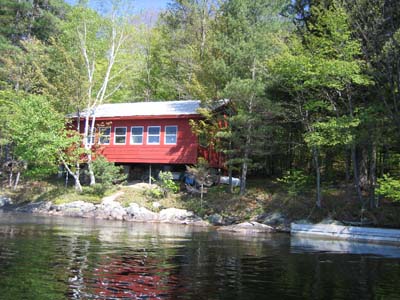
[69,99,229,118]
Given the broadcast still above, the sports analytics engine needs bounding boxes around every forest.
[0,0,400,226]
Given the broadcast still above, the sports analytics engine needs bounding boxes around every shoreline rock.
[10,198,210,227]
[1,193,290,232]
[218,222,275,233]
[0,196,13,208]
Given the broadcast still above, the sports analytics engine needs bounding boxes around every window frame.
[130,126,144,145]
[86,133,95,146]
[147,126,161,145]
[98,126,111,145]
[164,125,178,145]
[114,127,127,145]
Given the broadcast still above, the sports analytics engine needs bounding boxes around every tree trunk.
[313,147,322,208]
[228,167,233,193]
[65,169,69,188]
[240,129,251,195]
[359,146,369,191]
[74,173,83,193]
[369,143,377,208]
[87,156,96,186]
[351,144,364,206]
[240,159,248,196]
[61,158,82,193]
[8,171,13,188]
[345,148,351,183]
[13,172,20,190]
[200,183,204,208]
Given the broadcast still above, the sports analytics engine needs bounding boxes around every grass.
[1,180,104,206]
[2,177,400,228]
[117,185,187,211]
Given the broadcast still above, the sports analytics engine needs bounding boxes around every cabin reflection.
[85,252,185,299]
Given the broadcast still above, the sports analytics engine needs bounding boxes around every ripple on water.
[0,214,400,300]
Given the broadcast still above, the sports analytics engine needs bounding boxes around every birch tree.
[57,3,132,186]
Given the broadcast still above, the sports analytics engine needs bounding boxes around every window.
[147,126,160,144]
[86,134,95,145]
[131,126,143,144]
[165,126,177,144]
[99,127,111,145]
[114,127,127,144]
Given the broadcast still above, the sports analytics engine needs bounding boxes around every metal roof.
[73,99,229,118]
[79,100,201,118]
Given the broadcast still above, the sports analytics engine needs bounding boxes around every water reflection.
[1,213,400,300]
[291,236,400,258]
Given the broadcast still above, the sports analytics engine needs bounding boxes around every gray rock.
[52,201,96,218]
[319,217,344,225]
[218,222,275,233]
[159,208,200,223]
[16,201,52,213]
[208,213,224,225]
[125,203,158,221]
[97,199,126,220]
[152,201,161,209]
[260,212,287,226]
[293,219,313,225]
[0,196,12,207]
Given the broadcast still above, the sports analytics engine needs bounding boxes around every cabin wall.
[85,118,199,164]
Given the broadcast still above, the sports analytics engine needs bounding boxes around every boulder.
[152,201,161,210]
[52,201,96,218]
[16,201,52,213]
[218,222,275,234]
[293,219,313,225]
[208,213,224,226]
[0,196,12,207]
[159,208,201,224]
[96,199,126,220]
[318,217,344,225]
[125,203,158,221]
[258,212,287,226]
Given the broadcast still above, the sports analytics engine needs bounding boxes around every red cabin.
[73,100,225,177]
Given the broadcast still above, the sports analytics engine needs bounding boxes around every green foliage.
[304,116,360,147]
[144,186,164,199]
[91,156,126,188]
[80,184,109,198]
[277,169,311,197]
[186,158,211,186]
[2,91,77,177]
[376,175,400,202]
[158,171,179,197]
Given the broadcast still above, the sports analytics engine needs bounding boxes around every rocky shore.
[0,193,287,233]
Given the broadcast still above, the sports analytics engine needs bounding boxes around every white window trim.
[147,126,161,145]
[86,134,95,146]
[164,125,178,145]
[99,126,111,145]
[130,126,144,145]
[114,127,127,145]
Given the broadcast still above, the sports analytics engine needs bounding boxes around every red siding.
[86,117,199,164]
[198,146,224,169]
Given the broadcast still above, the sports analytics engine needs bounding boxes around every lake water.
[0,212,400,300]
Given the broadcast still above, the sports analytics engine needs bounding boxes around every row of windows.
[93,125,178,145]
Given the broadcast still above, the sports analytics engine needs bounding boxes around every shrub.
[376,174,400,202]
[277,169,310,197]
[158,171,179,196]
[91,156,127,188]
[144,186,164,199]
[82,184,108,196]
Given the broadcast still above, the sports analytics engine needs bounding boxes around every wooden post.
[149,164,152,185]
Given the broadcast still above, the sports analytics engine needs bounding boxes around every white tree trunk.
[77,7,128,186]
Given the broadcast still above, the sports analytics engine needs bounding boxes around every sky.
[64,0,170,13]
